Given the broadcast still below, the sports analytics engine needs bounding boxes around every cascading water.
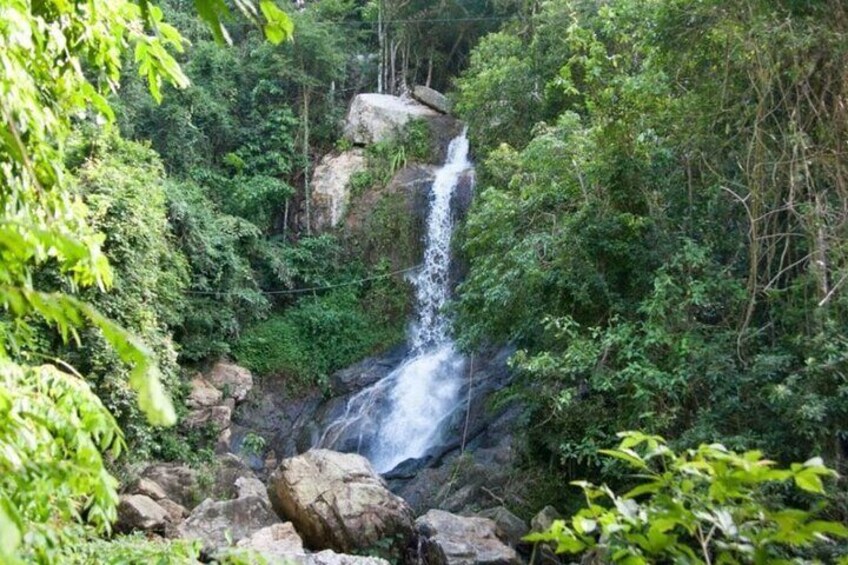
[319,129,473,473]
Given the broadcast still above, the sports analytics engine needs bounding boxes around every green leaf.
[260,1,293,45]
[600,448,649,469]
[193,0,232,44]
[0,498,22,561]
[793,469,824,494]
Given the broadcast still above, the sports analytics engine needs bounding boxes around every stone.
[206,361,254,403]
[329,346,407,395]
[213,453,259,500]
[128,477,167,500]
[142,463,200,509]
[234,524,392,565]
[116,494,169,533]
[184,405,232,430]
[311,149,367,231]
[412,85,451,114]
[216,426,232,454]
[267,449,415,553]
[236,476,268,501]
[416,509,521,565]
[475,507,528,548]
[530,506,562,534]
[343,93,439,145]
[305,550,391,565]
[187,375,223,408]
[177,495,280,552]
[235,522,305,560]
[158,498,189,523]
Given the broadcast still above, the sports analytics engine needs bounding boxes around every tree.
[0,1,291,560]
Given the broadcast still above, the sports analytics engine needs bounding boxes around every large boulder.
[126,477,167,501]
[187,375,223,408]
[116,494,169,534]
[206,361,254,403]
[212,453,259,500]
[475,507,528,549]
[413,85,451,114]
[306,551,392,565]
[235,524,392,565]
[177,495,280,553]
[184,405,232,430]
[530,506,561,534]
[235,522,305,561]
[311,149,367,231]
[416,510,521,565]
[267,449,415,553]
[344,94,439,145]
[142,463,200,509]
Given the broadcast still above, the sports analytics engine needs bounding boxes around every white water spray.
[320,130,473,472]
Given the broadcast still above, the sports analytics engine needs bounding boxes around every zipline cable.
[184,264,421,296]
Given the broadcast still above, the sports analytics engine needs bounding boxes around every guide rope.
[184,264,421,296]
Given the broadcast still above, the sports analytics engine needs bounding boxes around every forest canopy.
[1,0,848,562]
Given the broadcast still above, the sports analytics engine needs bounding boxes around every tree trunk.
[303,88,311,235]
[377,0,384,93]
[390,38,398,95]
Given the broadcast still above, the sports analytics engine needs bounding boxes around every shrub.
[528,432,848,564]
[233,288,404,391]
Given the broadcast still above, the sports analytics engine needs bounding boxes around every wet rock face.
[416,509,522,565]
[266,449,415,554]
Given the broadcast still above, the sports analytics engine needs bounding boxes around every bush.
[528,432,848,564]
[234,288,404,391]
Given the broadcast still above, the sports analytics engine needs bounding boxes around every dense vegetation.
[3,0,848,562]
[455,0,848,482]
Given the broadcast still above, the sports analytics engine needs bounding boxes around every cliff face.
[310,91,463,236]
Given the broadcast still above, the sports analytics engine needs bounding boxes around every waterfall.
[319,130,472,473]
[410,131,470,351]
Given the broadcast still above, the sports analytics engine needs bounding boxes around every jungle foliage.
[0,0,293,561]
[453,0,848,524]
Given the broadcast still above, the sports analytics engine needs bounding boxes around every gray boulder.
[206,361,254,403]
[311,149,367,231]
[413,85,451,114]
[344,93,439,145]
[184,405,232,430]
[116,494,169,533]
[234,524,392,565]
[305,551,391,565]
[158,498,189,523]
[530,506,562,534]
[187,375,223,408]
[475,507,528,548]
[236,476,269,501]
[212,453,258,500]
[177,495,280,552]
[127,477,167,501]
[142,463,200,508]
[235,522,305,561]
[416,509,521,565]
[267,449,415,553]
